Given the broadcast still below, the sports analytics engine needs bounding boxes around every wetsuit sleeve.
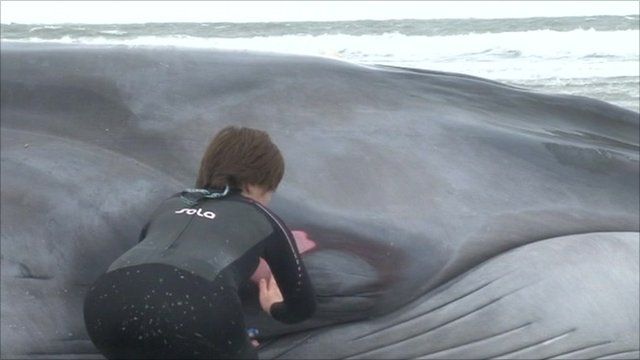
[261,211,316,324]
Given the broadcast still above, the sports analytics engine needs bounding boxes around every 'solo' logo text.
[174,208,216,220]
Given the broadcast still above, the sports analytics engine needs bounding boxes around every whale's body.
[1,43,638,359]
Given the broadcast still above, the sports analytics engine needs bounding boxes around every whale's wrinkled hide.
[1,43,638,359]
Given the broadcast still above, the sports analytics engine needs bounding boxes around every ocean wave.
[99,30,128,35]
[2,15,638,39]
[2,16,636,112]
[4,37,637,82]
[28,25,62,32]
[5,28,637,58]
[3,27,638,81]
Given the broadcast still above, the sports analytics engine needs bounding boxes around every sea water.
[1,15,638,112]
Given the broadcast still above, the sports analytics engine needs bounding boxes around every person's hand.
[250,257,271,284]
[259,276,283,315]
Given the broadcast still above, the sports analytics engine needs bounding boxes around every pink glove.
[250,230,316,284]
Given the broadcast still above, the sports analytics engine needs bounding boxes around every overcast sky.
[1,1,638,24]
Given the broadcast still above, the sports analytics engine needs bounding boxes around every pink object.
[291,230,317,253]
[250,230,316,284]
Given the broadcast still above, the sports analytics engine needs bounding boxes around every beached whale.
[1,43,638,359]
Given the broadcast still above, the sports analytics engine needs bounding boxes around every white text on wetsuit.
[174,208,216,220]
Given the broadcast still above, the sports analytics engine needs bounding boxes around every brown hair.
[196,126,284,192]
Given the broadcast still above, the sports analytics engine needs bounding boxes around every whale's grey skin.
[261,232,640,360]
[1,42,638,359]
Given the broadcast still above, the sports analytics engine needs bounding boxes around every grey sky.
[1,1,638,24]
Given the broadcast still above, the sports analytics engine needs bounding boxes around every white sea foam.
[28,25,62,32]
[6,29,637,81]
[99,30,128,35]
[3,25,637,111]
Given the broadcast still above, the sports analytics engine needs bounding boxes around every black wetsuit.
[83,189,316,359]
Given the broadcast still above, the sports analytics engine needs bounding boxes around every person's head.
[196,126,284,205]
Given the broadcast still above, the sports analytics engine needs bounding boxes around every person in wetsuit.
[83,126,316,359]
